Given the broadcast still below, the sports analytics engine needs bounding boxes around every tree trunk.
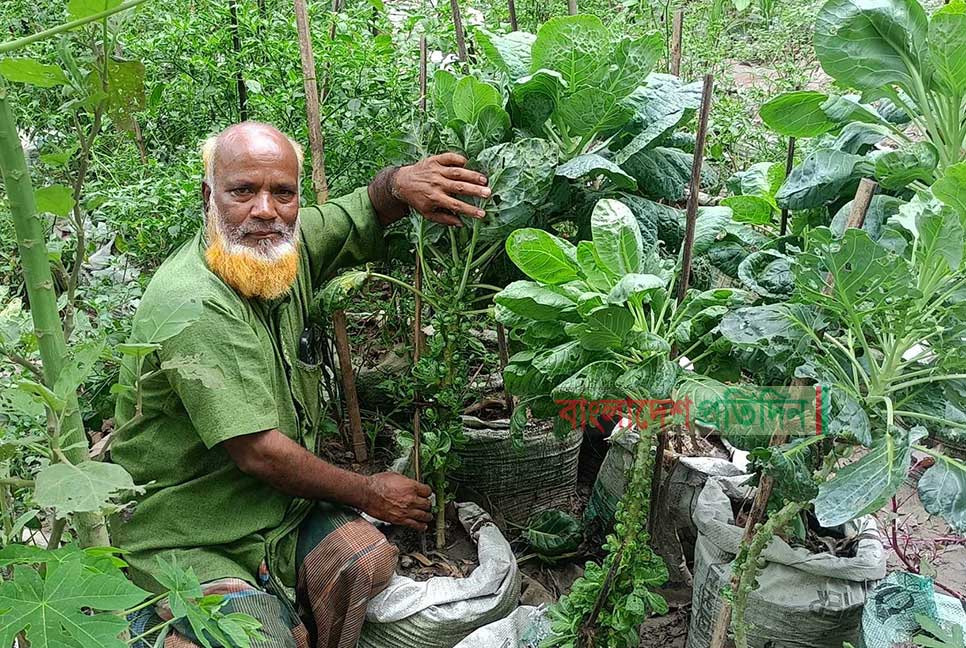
[0,88,109,548]
[228,0,249,121]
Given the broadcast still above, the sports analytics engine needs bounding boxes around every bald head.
[202,121,304,191]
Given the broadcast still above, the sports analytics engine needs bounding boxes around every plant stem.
[0,86,108,548]
[455,219,480,301]
[121,592,167,617]
[435,474,446,549]
[887,374,966,394]
[0,477,35,489]
[46,517,67,549]
[126,618,174,646]
[0,0,150,53]
[2,349,44,379]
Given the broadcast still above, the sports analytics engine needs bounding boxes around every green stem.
[369,273,439,309]
[0,86,108,548]
[888,373,966,394]
[0,0,150,53]
[126,618,174,646]
[455,219,480,301]
[894,410,966,429]
[120,592,167,617]
[0,477,34,489]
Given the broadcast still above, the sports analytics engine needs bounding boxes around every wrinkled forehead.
[212,127,300,183]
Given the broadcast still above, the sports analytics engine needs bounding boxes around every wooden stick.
[779,137,795,236]
[414,36,428,554]
[450,0,467,62]
[418,35,428,113]
[507,0,518,30]
[649,74,714,537]
[332,310,368,462]
[228,0,248,121]
[708,179,876,648]
[496,324,514,415]
[567,0,578,14]
[670,9,684,76]
[294,0,329,203]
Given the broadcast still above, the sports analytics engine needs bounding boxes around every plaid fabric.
[130,506,397,648]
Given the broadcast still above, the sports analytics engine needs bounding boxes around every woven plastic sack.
[583,423,636,527]
[687,476,886,648]
[359,502,522,648]
[451,416,581,525]
[452,605,552,648]
[860,571,966,647]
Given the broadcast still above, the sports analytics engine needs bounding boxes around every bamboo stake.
[450,0,467,62]
[507,0,518,30]
[294,0,329,203]
[332,310,368,462]
[649,74,714,537]
[568,0,578,14]
[227,0,248,121]
[708,178,877,648]
[670,9,684,76]
[778,137,796,236]
[414,35,428,553]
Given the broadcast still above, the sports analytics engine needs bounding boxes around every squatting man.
[111,121,491,648]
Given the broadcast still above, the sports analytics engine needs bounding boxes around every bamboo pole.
[778,137,795,236]
[670,9,684,76]
[507,0,518,30]
[649,74,714,537]
[707,178,877,648]
[0,89,108,548]
[413,35,428,553]
[567,0,578,14]
[227,0,248,121]
[450,0,467,62]
[332,310,368,462]
[294,0,329,203]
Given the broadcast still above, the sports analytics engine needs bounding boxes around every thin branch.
[3,349,43,379]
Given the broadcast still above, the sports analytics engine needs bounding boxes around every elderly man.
[111,121,490,648]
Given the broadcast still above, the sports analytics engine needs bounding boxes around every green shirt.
[110,187,386,591]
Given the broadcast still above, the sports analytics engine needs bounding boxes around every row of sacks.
[363,418,963,648]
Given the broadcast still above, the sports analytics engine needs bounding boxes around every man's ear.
[201,181,212,214]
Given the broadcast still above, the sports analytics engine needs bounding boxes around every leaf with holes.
[34,461,143,515]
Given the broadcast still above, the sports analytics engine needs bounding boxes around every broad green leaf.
[814,0,929,90]
[68,0,121,20]
[475,29,535,79]
[615,74,703,162]
[17,380,67,414]
[161,355,226,389]
[721,195,774,225]
[556,154,637,191]
[625,330,671,358]
[506,228,580,285]
[830,122,891,154]
[155,557,203,618]
[432,69,458,124]
[476,105,511,148]
[551,360,624,402]
[814,427,926,527]
[591,199,643,276]
[53,339,105,402]
[116,342,162,358]
[616,194,667,252]
[530,15,607,90]
[929,1,966,93]
[453,77,503,124]
[830,194,905,240]
[750,437,819,499]
[622,146,695,202]
[615,358,678,399]
[820,94,896,130]
[567,305,634,351]
[826,390,872,446]
[776,149,873,210]
[510,69,566,134]
[533,341,589,378]
[34,461,143,515]
[131,297,203,343]
[0,58,67,87]
[932,162,966,216]
[692,206,733,255]
[605,273,666,306]
[576,241,613,292]
[525,510,583,558]
[39,146,77,167]
[600,33,663,97]
[554,87,634,137]
[759,91,838,137]
[471,138,559,243]
[1,385,46,418]
[915,196,964,272]
[96,59,146,132]
[504,359,553,398]
[494,280,580,322]
[874,142,939,190]
[34,185,75,217]
[738,250,794,299]
[0,558,148,648]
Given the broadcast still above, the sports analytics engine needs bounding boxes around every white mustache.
[207,202,299,260]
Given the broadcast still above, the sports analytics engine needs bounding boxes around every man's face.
[203,130,300,252]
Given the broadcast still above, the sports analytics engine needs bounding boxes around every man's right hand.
[362,472,433,531]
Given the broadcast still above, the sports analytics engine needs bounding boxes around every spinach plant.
[756,0,966,214]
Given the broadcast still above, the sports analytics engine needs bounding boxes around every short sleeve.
[161,300,279,449]
[299,186,388,290]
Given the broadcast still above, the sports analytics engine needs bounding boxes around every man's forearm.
[367,166,408,227]
[225,429,370,509]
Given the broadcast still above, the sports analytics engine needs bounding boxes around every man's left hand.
[393,153,490,227]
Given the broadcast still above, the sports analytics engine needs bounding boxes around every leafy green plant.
[524,509,583,561]
[718,168,966,647]
[758,0,966,213]
[913,614,965,648]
